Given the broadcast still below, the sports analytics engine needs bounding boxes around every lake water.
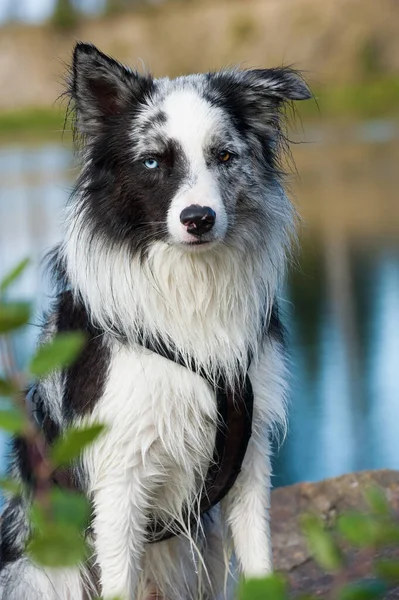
[0,121,398,487]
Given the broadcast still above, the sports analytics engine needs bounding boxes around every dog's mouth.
[185,239,211,246]
[168,230,222,249]
[181,238,218,250]
[167,237,216,250]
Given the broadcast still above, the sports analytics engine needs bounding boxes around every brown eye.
[218,150,232,163]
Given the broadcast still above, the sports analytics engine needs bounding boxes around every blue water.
[1,128,399,487]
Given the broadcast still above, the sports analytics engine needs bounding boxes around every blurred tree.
[52,0,79,30]
[105,0,145,14]
[105,0,170,14]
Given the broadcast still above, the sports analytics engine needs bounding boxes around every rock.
[270,470,399,598]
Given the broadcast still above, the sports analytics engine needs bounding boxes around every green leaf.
[50,488,91,530]
[0,477,24,496]
[372,521,399,546]
[30,490,90,532]
[301,514,344,572]
[365,486,392,517]
[338,509,399,548]
[338,580,388,600]
[0,378,17,397]
[29,502,46,531]
[239,574,288,600]
[28,522,88,567]
[29,332,86,377]
[0,258,30,294]
[375,559,399,584]
[0,409,25,434]
[50,423,106,467]
[337,512,378,547]
[0,302,30,333]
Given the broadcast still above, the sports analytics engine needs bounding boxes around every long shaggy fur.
[0,42,310,600]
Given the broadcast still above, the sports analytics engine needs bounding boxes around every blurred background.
[0,0,398,487]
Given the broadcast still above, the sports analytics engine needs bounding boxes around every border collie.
[0,42,310,600]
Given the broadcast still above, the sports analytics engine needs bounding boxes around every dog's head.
[68,42,311,256]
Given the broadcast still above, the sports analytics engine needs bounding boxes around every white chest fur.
[80,335,286,600]
[85,341,218,519]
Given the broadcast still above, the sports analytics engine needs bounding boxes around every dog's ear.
[209,67,311,134]
[238,67,311,102]
[70,42,153,136]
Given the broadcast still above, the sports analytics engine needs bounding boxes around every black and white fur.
[0,43,311,600]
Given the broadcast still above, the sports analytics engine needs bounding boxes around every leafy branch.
[239,485,399,599]
[0,259,105,568]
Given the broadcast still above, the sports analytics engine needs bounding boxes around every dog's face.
[70,43,310,255]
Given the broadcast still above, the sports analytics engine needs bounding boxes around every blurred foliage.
[301,513,344,572]
[359,39,384,79]
[299,77,399,120]
[0,302,30,333]
[29,332,87,378]
[52,0,79,30]
[239,574,288,599]
[105,0,136,16]
[0,259,105,581]
[239,487,399,598]
[2,259,399,600]
[0,108,65,140]
[0,259,30,294]
[51,423,106,467]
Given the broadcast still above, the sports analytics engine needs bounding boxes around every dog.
[0,42,310,600]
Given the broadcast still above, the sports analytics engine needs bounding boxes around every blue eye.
[143,158,159,170]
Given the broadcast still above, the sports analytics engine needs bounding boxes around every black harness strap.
[138,337,254,543]
[26,338,254,544]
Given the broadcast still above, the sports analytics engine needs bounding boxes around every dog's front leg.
[222,432,273,578]
[91,464,151,600]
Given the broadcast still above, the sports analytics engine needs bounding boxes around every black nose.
[179,205,216,236]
